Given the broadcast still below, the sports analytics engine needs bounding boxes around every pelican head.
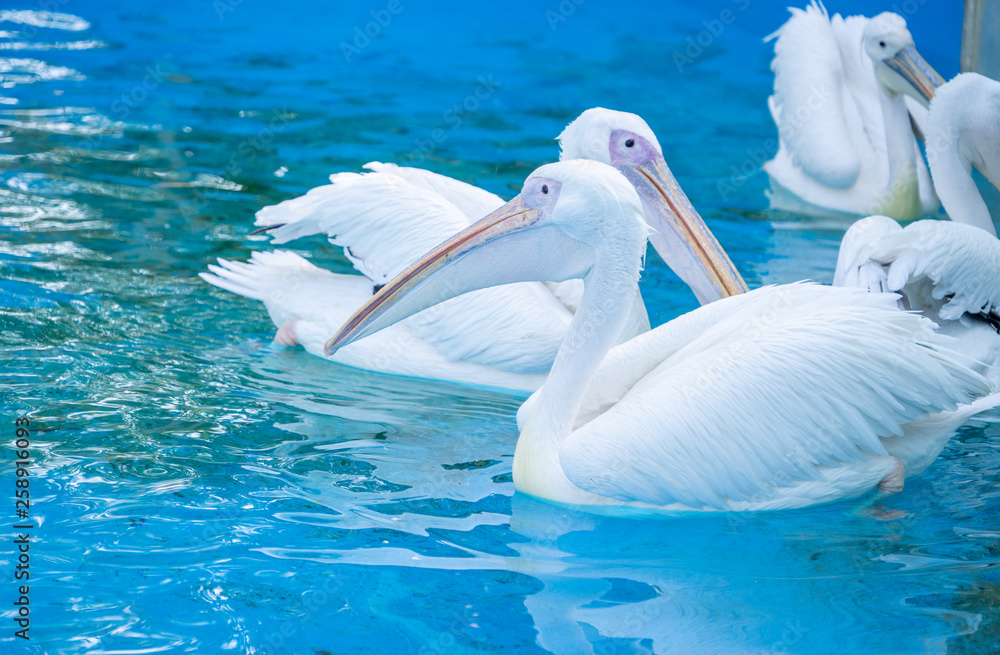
[557,108,663,163]
[325,160,648,356]
[558,108,748,303]
[863,13,944,106]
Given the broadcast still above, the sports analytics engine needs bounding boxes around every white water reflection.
[0,57,83,84]
[0,9,90,32]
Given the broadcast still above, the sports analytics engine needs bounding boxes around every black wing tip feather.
[249,223,285,236]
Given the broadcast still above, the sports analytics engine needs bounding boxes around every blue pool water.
[3,1,999,653]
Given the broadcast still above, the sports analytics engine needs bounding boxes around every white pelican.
[201,109,746,392]
[834,72,1000,382]
[763,3,943,219]
[325,158,999,512]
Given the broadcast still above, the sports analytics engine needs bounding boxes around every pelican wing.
[358,164,597,317]
[768,2,864,189]
[254,169,471,283]
[253,164,615,324]
[204,249,577,376]
[201,251,555,389]
[832,214,902,292]
[361,162,504,223]
[201,249,372,330]
[875,220,1000,320]
[559,285,989,509]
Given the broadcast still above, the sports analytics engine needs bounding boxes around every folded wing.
[558,285,989,509]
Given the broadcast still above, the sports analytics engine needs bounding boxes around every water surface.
[2,2,999,653]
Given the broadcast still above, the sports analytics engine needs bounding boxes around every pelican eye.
[625,138,635,148]
[541,184,548,194]
[879,40,886,47]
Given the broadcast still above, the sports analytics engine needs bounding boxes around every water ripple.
[0,56,83,84]
[1,2,995,653]
[0,39,107,51]
[0,9,90,31]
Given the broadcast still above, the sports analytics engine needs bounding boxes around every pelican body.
[763,3,943,219]
[202,109,746,392]
[326,158,999,513]
[835,73,1000,383]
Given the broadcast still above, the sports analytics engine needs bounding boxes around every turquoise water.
[3,1,1000,653]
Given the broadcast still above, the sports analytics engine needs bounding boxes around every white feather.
[875,221,1000,320]
[763,2,937,219]
[832,214,900,293]
[834,219,1000,380]
[228,162,653,391]
[330,161,998,512]
[256,162,592,318]
[254,165,474,283]
[835,74,1000,384]
[200,250,570,391]
[834,220,1000,384]
[555,284,994,511]
[360,162,504,223]
[768,3,863,188]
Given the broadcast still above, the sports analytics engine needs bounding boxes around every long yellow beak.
[325,157,748,356]
[624,156,748,303]
[324,196,544,356]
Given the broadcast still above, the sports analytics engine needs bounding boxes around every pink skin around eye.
[608,129,660,168]
[523,177,562,210]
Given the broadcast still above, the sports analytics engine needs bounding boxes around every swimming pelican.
[835,72,1000,382]
[201,109,746,392]
[325,158,999,512]
[763,3,943,219]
